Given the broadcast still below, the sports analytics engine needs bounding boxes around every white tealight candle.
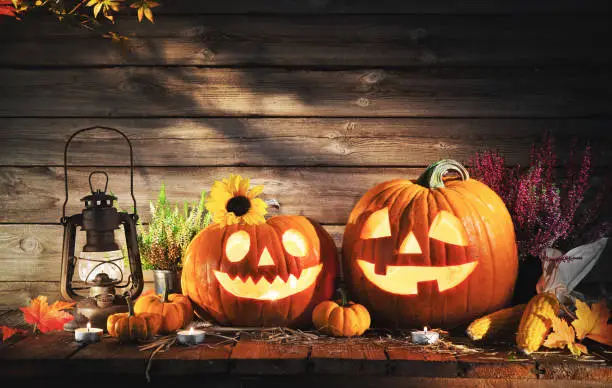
[176,326,205,346]
[410,327,439,345]
[74,322,103,344]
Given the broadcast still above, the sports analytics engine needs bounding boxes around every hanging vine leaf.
[86,0,122,22]
[130,0,158,23]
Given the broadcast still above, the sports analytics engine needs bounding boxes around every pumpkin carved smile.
[214,263,323,301]
[357,260,478,295]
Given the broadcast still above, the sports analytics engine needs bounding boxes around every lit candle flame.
[423,327,427,333]
[87,322,91,332]
[189,327,194,334]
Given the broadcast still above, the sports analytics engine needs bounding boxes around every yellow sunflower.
[205,174,268,226]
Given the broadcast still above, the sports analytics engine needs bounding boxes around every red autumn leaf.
[19,295,76,334]
[0,1,17,17]
[0,326,26,341]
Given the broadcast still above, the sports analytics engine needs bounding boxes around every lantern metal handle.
[88,171,109,194]
[61,126,137,219]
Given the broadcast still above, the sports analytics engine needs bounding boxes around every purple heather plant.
[468,132,609,265]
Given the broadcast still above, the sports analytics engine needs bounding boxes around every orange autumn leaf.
[543,315,588,356]
[19,295,76,334]
[0,326,26,341]
[572,299,612,346]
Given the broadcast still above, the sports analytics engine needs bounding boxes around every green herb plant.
[134,184,211,271]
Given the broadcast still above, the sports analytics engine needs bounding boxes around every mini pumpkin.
[342,160,518,329]
[312,289,371,337]
[134,286,194,333]
[107,294,162,342]
[181,174,338,327]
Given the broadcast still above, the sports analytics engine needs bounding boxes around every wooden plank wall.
[0,1,611,308]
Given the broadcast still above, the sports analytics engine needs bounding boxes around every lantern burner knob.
[89,272,117,302]
[92,272,113,286]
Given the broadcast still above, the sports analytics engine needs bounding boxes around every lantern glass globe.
[77,250,124,282]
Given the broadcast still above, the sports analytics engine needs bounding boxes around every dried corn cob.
[466,304,527,341]
[516,292,560,355]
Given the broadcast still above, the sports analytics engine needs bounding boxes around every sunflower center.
[226,196,251,216]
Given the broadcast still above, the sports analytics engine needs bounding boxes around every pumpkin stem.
[124,292,134,317]
[161,275,169,303]
[336,287,349,307]
[416,159,469,189]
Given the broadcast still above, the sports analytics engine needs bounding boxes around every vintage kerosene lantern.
[60,127,144,332]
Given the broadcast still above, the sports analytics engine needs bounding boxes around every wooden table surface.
[1,310,611,388]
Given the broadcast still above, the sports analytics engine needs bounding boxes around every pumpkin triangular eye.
[361,208,392,239]
[399,231,422,254]
[226,230,251,262]
[428,211,468,246]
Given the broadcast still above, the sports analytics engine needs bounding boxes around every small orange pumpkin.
[107,294,162,342]
[134,285,194,333]
[312,289,371,337]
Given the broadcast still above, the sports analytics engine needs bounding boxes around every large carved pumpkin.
[342,160,518,329]
[181,174,337,327]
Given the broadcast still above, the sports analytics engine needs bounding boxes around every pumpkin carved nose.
[258,247,275,266]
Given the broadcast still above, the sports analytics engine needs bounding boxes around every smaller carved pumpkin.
[134,285,194,333]
[107,294,162,342]
[312,289,371,337]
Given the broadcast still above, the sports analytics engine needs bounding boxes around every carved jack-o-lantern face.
[357,208,477,295]
[342,160,519,329]
[182,215,337,327]
[214,228,322,301]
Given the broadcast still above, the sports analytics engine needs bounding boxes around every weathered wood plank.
[0,224,344,282]
[0,331,86,377]
[0,281,61,308]
[0,224,64,282]
[152,0,612,14]
[386,346,458,377]
[0,118,609,167]
[0,309,27,328]
[1,68,611,117]
[0,309,29,350]
[532,349,612,381]
[150,337,233,376]
[0,166,424,224]
[69,336,152,377]
[230,339,309,374]
[1,15,610,66]
[2,166,609,225]
[456,350,537,379]
[0,331,79,359]
[309,340,388,375]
